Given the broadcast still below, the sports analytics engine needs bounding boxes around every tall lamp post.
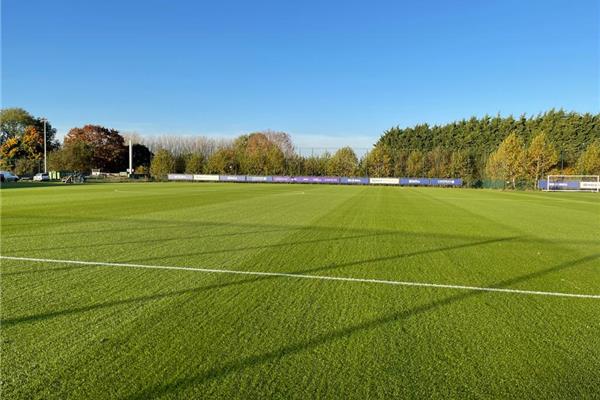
[41,118,48,173]
[560,149,564,174]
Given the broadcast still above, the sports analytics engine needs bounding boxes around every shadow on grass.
[1,235,515,326]
[1,185,322,232]
[26,227,294,253]
[0,182,63,190]
[288,236,520,276]
[0,279,250,326]
[3,215,598,248]
[4,238,596,328]
[131,231,409,263]
[0,214,457,238]
[0,265,89,276]
[124,253,600,400]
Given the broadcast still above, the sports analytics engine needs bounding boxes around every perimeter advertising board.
[400,178,430,186]
[340,177,370,184]
[219,175,247,182]
[538,180,580,190]
[580,181,600,189]
[272,176,293,183]
[430,178,462,186]
[292,176,340,184]
[193,174,219,181]
[247,176,273,182]
[369,177,400,185]
[168,174,193,181]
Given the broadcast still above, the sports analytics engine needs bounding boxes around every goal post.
[541,175,600,192]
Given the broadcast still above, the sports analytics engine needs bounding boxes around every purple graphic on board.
[293,176,340,184]
[400,178,431,186]
[340,177,370,184]
[430,178,462,186]
[272,176,293,183]
[247,176,273,182]
[167,174,194,181]
[167,173,465,187]
[219,175,247,182]
[538,180,579,190]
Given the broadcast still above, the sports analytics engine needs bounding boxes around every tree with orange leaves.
[64,125,127,172]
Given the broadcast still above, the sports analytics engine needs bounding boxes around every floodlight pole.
[42,118,48,173]
[129,140,133,176]
[560,149,563,173]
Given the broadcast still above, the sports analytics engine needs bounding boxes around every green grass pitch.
[1,182,599,399]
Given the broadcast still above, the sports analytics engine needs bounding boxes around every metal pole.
[43,118,47,173]
[559,149,564,173]
[129,140,133,176]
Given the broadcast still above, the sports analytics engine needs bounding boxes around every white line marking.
[1,256,599,299]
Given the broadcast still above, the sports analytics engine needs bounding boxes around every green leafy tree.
[485,132,526,189]
[64,141,94,173]
[285,154,305,175]
[450,150,476,186]
[185,153,205,174]
[304,153,330,176]
[47,151,64,172]
[377,110,600,181]
[427,147,451,178]
[406,150,424,177]
[1,108,35,143]
[173,154,187,173]
[485,151,503,184]
[576,141,600,175]
[238,133,285,175]
[264,145,285,175]
[0,108,58,149]
[48,141,94,173]
[327,147,358,176]
[206,148,239,174]
[150,149,175,179]
[365,146,393,177]
[392,149,408,177]
[526,132,558,187]
[14,158,40,176]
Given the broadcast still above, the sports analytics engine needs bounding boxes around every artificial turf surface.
[1,182,599,399]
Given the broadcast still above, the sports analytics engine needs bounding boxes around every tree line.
[379,109,597,162]
[0,108,366,178]
[149,133,364,178]
[485,132,600,189]
[1,107,599,187]
[370,109,600,186]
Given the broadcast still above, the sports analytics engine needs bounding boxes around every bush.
[14,158,40,176]
[185,153,204,174]
[576,141,600,175]
[150,149,175,179]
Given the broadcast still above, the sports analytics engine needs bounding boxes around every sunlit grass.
[1,182,599,399]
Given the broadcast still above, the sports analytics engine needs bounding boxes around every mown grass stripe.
[2,255,599,299]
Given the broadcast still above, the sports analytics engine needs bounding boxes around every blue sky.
[2,0,598,149]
